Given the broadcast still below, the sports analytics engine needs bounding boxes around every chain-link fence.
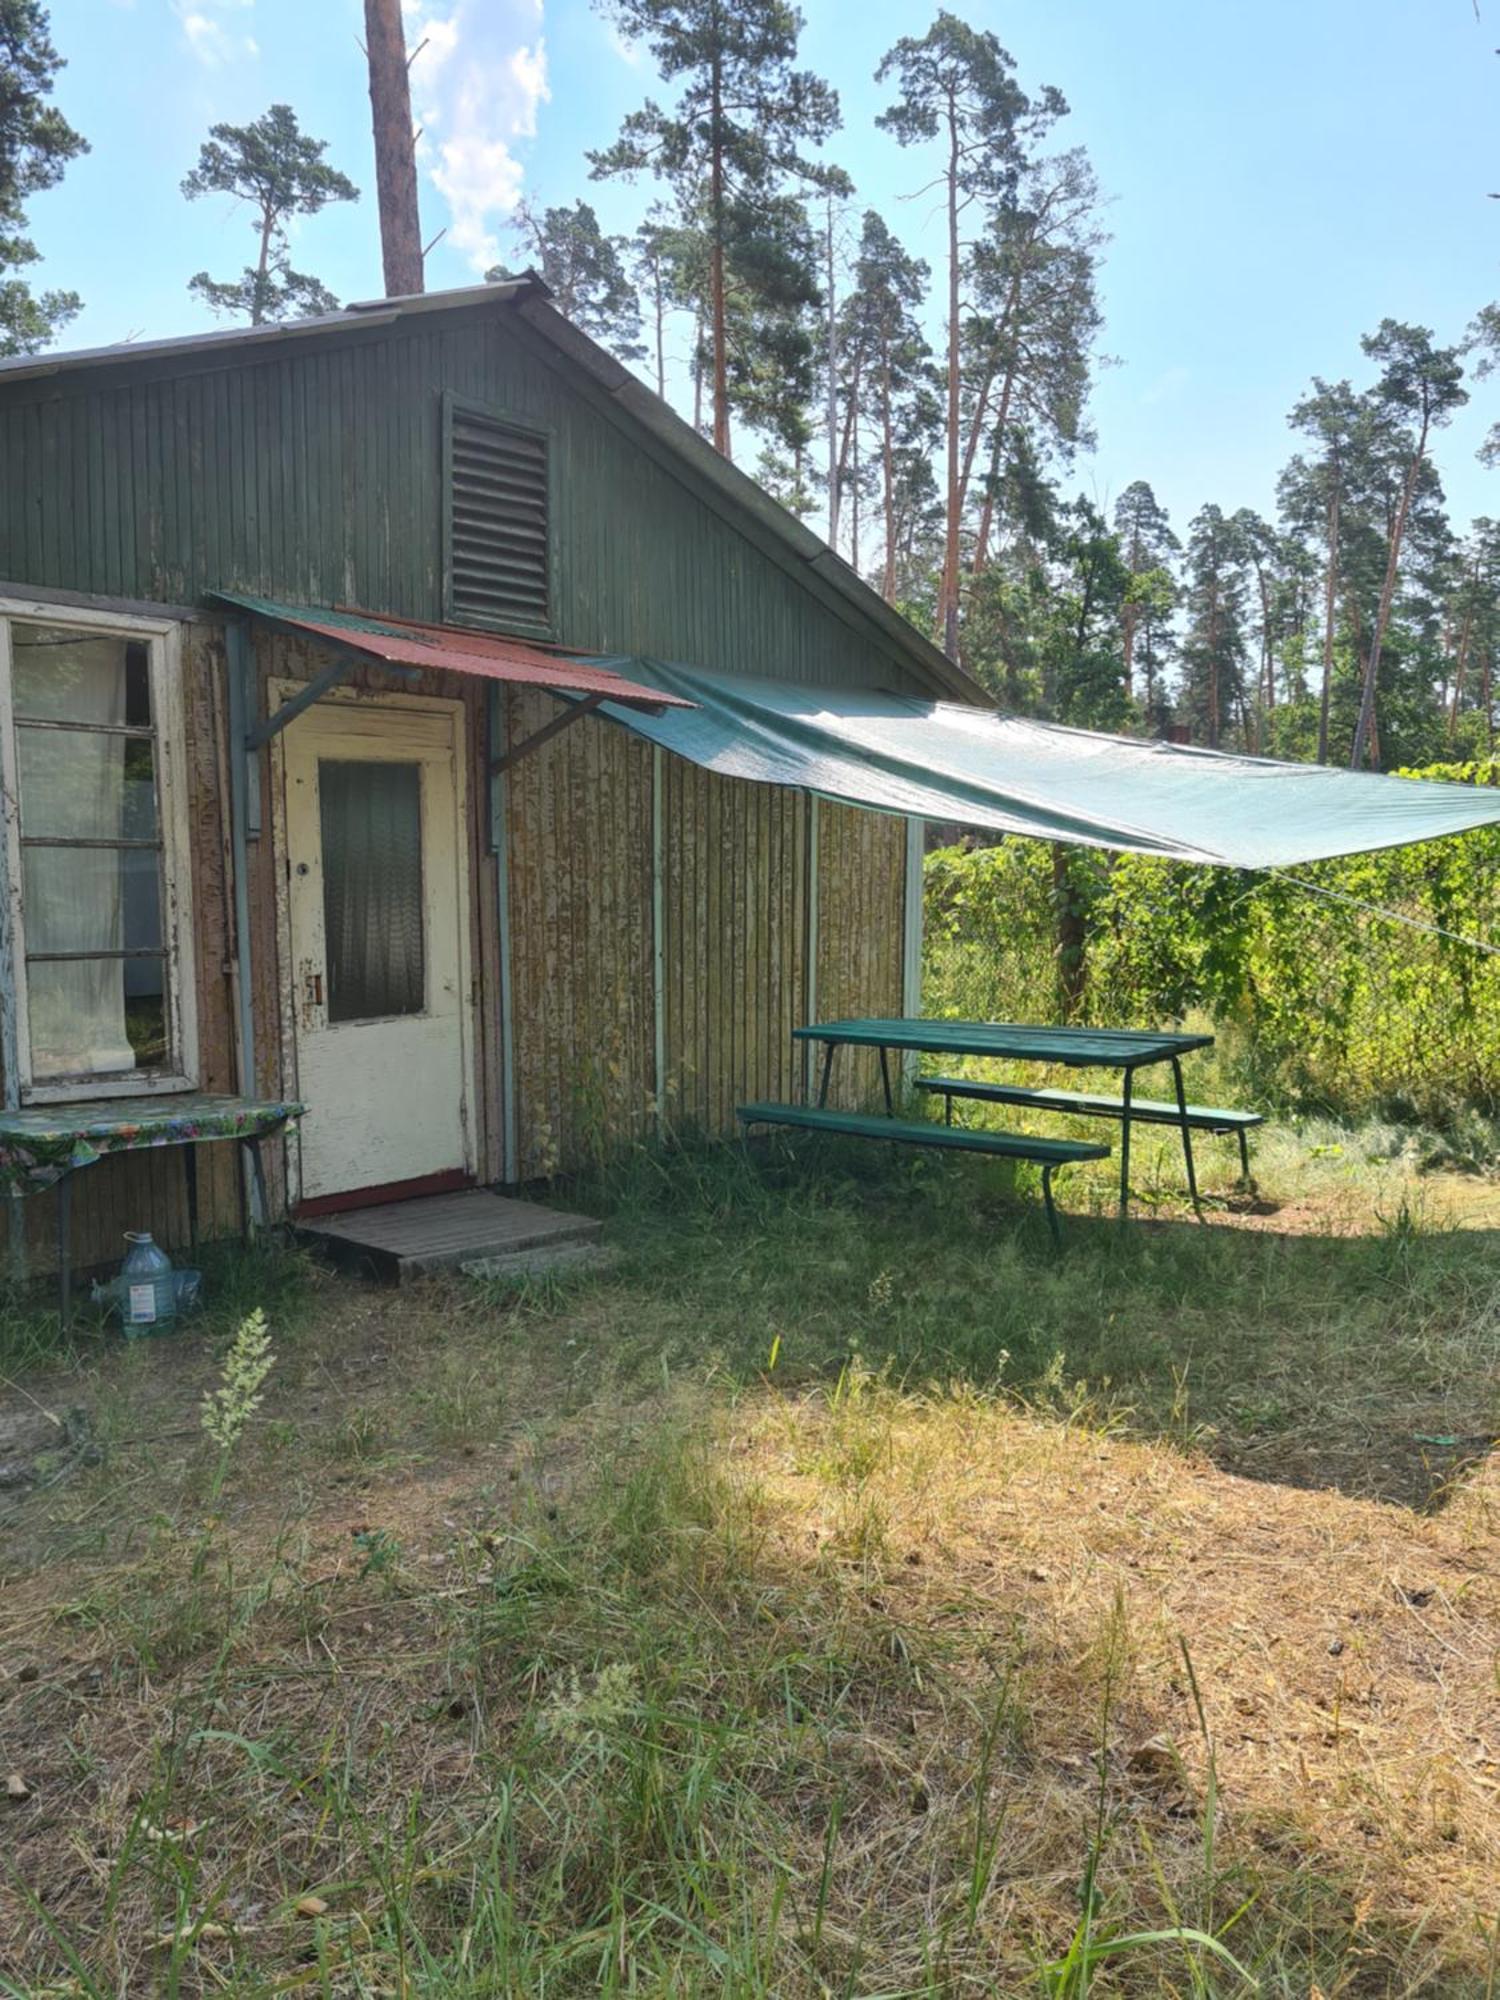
[922,776,1500,1125]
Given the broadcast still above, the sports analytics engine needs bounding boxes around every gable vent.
[447,405,551,634]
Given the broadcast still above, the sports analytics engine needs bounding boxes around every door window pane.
[319,760,425,1023]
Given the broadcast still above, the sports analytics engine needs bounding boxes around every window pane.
[11,625,149,727]
[27,960,139,1078]
[16,727,158,842]
[319,760,424,1023]
[22,845,162,956]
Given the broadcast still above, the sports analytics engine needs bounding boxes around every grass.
[1,1117,1498,1995]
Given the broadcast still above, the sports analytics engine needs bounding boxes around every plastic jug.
[119,1232,177,1332]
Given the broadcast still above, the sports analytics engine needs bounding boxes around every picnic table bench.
[735,1100,1109,1247]
[736,1019,1260,1243]
[915,1079,1264,1181]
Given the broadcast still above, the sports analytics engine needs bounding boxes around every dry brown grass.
[1,1132,1499,1994]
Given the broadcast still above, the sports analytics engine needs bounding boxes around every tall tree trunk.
[937,93,962,658]
[879,340,897,602]
[825,197,840,551]
[1052,844,1086,1021]
[1448,600,1475,741]
[651,254,666,399]
[708,40,730,458]
[970,422,1004,577]
[1317,487,1340,764]
[849,412,861,574]
[364,0,424,297]
[1350,410,1432,769]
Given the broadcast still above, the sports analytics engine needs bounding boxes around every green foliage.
[181,103,358,326]
[490,197,644,359]
[0,0,86,355]
[925,763,1500,1121]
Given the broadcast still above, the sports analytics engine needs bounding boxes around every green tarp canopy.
[584,657,1500,868]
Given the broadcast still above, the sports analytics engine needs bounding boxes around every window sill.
[21,1073,200,1107]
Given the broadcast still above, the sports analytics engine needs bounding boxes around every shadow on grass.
[563,1132,1500,1513]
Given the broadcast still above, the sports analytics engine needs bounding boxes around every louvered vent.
[448,407,551,633]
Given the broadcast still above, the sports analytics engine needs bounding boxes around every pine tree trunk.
[1351,411,1431,769]
[708,41,730,459]
[825,198,840,551]
[1317,488,1339,764]
[879,341,897,602]
[1448,601,1475,741]
[937,96,962,658]
[1052,844,1087,1021]
[364,0,424,297]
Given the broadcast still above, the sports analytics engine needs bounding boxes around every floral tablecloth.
[0,1095,306,1197]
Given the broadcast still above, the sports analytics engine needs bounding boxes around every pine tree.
[182,105,358,325]
[1112,480,1178,705]
[1179,505,1249,749]
[590,0,846,461]
[0,0,87,355]
[875,12,1066,656]
[491,198,643,359]
[1348,321,1466,767]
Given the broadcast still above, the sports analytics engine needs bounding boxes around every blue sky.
[28,0,1500,541]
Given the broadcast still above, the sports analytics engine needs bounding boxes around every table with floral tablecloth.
[0,1094,306,1314]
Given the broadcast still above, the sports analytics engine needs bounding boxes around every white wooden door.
[282,697,473,1204]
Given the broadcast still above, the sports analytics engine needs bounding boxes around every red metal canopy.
[210,591,692,712]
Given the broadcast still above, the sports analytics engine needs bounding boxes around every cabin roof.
[0,277,982,705]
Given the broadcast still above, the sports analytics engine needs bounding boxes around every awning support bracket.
[490,691,606,775]
[245,645,423,753]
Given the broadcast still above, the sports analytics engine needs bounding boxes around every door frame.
[269,678,479,1211]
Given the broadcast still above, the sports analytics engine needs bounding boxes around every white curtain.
[13,630,135,1078]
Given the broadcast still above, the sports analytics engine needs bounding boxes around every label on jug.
[128,1283,157,1323]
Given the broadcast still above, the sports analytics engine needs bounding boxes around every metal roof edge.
[0,277,546,386]
[512,295,989,710]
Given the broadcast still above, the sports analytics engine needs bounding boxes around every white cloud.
[406,2,550,274]
[173,0,257,67]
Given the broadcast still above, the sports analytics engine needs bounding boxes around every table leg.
[817,1043,836,1109]
[878,1045,895,1117]
[1118,1065,1134,1225]
[56,1173,72,1322]
[183,1145,199,1251]
[1171,1058,1203,1218]
[1237,1127,1251,1184]
[1041,1165,1062,1251]
[245,1137,270,1242]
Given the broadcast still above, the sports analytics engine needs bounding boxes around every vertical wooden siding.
[814,804,908,1108]
[0,308,931,695]
[503,695,655,1180]
[660,762,807,1137]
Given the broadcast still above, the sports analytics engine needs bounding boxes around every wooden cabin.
[0,278,981,1274]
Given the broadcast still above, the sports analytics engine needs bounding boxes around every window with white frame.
[0,603,197,1101]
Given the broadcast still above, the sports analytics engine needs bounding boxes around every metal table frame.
[793,1018,1215,1222]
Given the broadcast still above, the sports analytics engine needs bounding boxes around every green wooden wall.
[0,303,925,693]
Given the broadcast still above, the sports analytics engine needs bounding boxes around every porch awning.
[585,656,1500,869]
[210,592,693,711]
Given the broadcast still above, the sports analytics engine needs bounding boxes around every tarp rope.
[1266,869,1500,958]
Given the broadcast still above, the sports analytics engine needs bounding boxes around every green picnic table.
[0,1094,306,1319]
[792,1018,1225,1222]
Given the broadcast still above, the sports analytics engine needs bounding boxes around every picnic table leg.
[1170,1058,1203,1218]
[878,1046,895,1117]
[1041,1165,1062,1250]
[1117,1066,1134,1225]
[183,1144,199,1251]
[816,1043,836,1108]
[56,1172,72,1322]
[1237,1127,1251,1184]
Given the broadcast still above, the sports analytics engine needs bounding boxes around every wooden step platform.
[295,1189,604,1282]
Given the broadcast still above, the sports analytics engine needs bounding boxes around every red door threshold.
[293,1167,474,1220]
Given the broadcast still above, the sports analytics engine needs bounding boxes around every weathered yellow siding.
[815,804,909,1109]
[502,696,655,1181]
[661,762,808,1138]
